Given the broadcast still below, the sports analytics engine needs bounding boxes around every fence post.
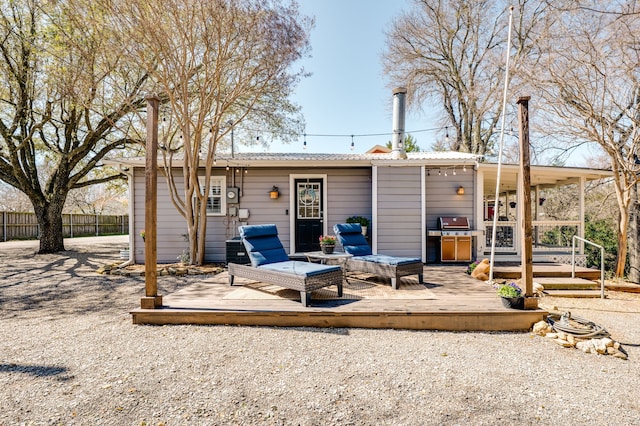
[70,213,74,238]
[3,211,6,242]
[95,213,99,236]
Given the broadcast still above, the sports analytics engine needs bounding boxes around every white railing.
[483,220,581,253]
[572,236,605,299]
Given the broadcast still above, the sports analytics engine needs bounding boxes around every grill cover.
[439,217,470,230]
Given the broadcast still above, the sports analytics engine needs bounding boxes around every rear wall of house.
[133,166,372,263]
[425,167,475,263]
[375,166,423,257]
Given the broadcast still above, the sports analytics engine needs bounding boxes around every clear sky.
[250,0,439,154]
[245,0,593,166]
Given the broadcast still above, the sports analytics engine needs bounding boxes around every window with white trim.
[199,176,226,216]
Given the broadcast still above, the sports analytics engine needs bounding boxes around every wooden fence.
[0,212,128,241]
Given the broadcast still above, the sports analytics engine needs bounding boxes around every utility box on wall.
[226,237,249,265]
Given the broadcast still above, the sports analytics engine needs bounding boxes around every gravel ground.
[1,236,639,426]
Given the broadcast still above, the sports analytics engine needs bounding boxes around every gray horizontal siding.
[326,169,372,232]
[375,166,422,257]
[425,168,476,263]
[134,166,371,263]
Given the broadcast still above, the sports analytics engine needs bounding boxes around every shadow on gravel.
[0,363,72,381]
[0,237,198,319]
[0,240,144,318]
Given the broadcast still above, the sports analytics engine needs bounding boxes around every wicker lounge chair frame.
[228,263,343,307]
[343,257,424,290]
[227,224,343,307]
[334,223,424,290]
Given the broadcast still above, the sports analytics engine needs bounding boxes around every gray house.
[111,150,611,265]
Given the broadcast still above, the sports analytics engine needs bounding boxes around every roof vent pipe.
[391,87,408,159]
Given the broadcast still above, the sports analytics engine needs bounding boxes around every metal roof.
[106,150,483,167]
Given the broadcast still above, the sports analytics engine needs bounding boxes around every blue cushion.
[333,223,372,256]
[239,224,290,267]
[258,260,341,277]
[356,254,421,266]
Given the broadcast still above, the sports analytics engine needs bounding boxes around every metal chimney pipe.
[392,87,407,159]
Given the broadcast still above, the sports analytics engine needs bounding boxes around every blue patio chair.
[333,223,424,290]
[227,224,343,307]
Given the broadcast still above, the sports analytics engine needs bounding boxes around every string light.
[445,127,449,143]
[303,133,307,150]
[350,135,354,151]
[453,168,456,176]
[463,164,467,172]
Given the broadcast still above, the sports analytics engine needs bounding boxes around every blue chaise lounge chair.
[228,224,343,307]
[333,223,424,290]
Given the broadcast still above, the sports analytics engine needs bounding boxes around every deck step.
[534,277,600,290]
[544,289,604,298]
[493,263,601,280]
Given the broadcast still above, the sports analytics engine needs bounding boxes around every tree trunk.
[616,210,629,278]
[34,200,66,253]
[628,182,639,283]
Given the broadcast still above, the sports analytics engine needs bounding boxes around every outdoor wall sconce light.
[269,186,280,199]
[456,186,465,195]
[539,197,546,206]
[509,201,517,208]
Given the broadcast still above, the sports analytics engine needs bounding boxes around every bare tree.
[530,1,640,279]
[111,0,311,265]
[383,0,549,155]
[0,0,149,252]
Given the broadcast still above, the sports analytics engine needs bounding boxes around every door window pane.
[297,182,321,219]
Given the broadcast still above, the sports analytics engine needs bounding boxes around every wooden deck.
[131,265,547,331]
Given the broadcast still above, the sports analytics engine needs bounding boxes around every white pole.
[488,6,515,283]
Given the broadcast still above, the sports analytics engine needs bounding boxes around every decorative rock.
[545,333,558,339]
[606,347,616,355]
[533,282,544,297]
[532,321,552,336]
[554,338,573,348]
[614,341,621,350]
[593,339,607,354]
[613,351,628,360]
[602,338,614,348]
[556,331,568,341]
[576,340,594,353]
[567,334,576,346]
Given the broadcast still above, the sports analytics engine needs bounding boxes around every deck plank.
[131,265,547,330]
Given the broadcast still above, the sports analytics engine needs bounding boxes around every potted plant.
[495,281,524,309]
[346,216,370,236]
[319,235,337,254]
[139,230,145,241]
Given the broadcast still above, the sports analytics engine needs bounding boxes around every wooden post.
[141,94,162,309]
[517,96,537,309]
